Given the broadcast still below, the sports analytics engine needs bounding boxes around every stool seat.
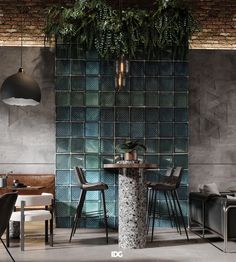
[82,182,108,191]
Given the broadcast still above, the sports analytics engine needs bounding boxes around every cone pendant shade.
[1,67,41,106]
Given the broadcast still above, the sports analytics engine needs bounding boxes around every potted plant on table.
[115,140,147,161]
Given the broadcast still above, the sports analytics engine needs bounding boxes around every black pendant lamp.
[0,7,41,106]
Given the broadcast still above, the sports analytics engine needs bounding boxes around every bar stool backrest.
[172,166,182,189]
[165,167,173,177]
[75,167,88,188]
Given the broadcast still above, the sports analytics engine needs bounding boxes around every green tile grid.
[56,44,189,228]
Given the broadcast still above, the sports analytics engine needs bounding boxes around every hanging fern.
[44,0,199,59]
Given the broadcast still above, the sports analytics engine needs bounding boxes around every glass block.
[101,61,115,75]
[130,61,145,76]
[71,92,84,106]
[71,154,84,168]
[85,123,99,137]
[56,122,71,137]
[85,92,99,106]
[145,108,158,122]
[145,77,159,91]
[160,139,173,153]
[71,138,84,153]
[181,170,189,185]
[115,108,129,122]
[85,201,100,214]
[71,107,85,121]
[145,62,158,76]
[71,60,85,75]
[71,45,85,59]
[175,108,188,122]
[145,92,158,107]
[56,107,70,121]
[86,191,99,201]
[160,123,173,137]
[101,170,116,185]
[159,92,174,107]
[146,139,158,153]
[115,123,130,137]
[174,62,188,76]
[175,77,189,91]
[55,201,71,216]
[101,108,114,122]
[56,60,70,75]
[56,138,70,153]
[86,170,100,183]
[116,92,130,106]
[101,155,114,165]
[56,92,70,106]
[159,108,174,122]
[174,123,188,137]
[100,92,115,107]
[85,108,100,121]
[145,155,159,164]
[145,123,158,138]
[71,186,81,201]
[56,170,70,185]
[101,139,114,154]
[175,138,188,153]
[131,92,145,106]
[56,186,70,202]
[106,186,116,201]
[56,44,70,58]
[106,202,116,217]
[131,123,145,138]
[177,186,188,200]
[100,76,115,91]
[174,154,188,169]
[159,77,174,91]
[130,77,145,91]
[175,93,188,108]
[160,155,173,168]
[71,123,84,137]
[86,76,99,90]
[86,61,100,75]
[100,122,114,137]
[71,76,85,91]
[86,49,99,59]
[56,76,70,90]
[85,139,99,153]
[56,217,70,228]
[86,155,100,169]
[158,62,173,76]
[71,169,78,185]
[56,154,70,169]
[131,108,144,122]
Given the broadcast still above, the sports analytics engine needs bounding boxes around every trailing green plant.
[115,140,147,154]
[44,0,198,59]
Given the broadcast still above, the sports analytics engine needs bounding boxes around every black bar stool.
[147,167,189,241]
[69,167,109,243]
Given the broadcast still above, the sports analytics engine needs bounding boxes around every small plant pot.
[124,151,137,161]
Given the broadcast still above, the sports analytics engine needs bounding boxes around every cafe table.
[104,162,159,249]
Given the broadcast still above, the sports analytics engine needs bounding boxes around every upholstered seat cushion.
[82,182,108,191]
[11,210,52,222]
[148,182,175,191]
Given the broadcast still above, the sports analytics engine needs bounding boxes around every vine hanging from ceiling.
[44,0,198,59]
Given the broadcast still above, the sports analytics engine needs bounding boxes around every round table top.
[104,163,159,169]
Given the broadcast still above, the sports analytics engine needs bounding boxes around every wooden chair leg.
[6,223,10,247]
[50,218,53,247]
[45,220,48,243]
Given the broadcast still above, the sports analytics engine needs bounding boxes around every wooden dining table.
[104,162,159,249]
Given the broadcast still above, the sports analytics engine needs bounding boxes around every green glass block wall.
[55,42,189,228]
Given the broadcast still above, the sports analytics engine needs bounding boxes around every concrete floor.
[1,223,236,262]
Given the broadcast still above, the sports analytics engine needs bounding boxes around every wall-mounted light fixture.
[0,6,41,106]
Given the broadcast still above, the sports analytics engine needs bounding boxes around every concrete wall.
[0,47,55,174]
[189,49,236,191]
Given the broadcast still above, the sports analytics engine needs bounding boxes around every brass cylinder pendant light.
[0,5,41,106]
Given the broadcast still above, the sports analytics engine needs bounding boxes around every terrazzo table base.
[104,163,159,249]
[119,167,147,249]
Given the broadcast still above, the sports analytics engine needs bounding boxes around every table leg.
[119,168,147,249]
